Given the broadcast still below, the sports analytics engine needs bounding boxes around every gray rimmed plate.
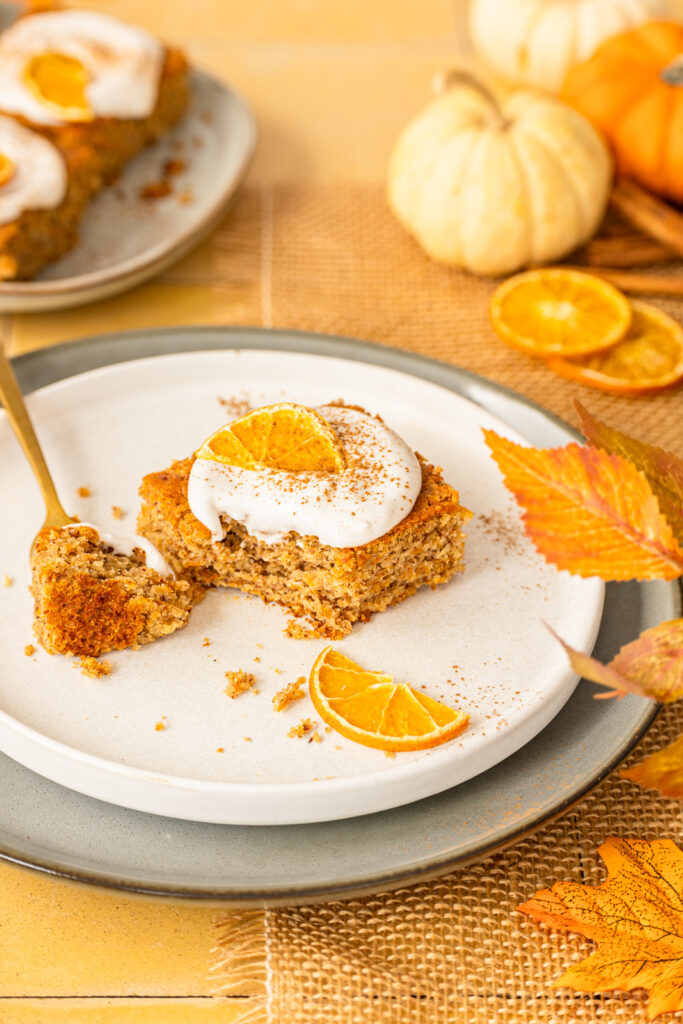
[1,327,676,905]
[0,57,257,312]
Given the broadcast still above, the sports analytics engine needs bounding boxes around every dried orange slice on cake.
[490,268,632,358]
[309,647,470,752]
[546,300,683,395]
[24,53,93,122]
[196,403,345,473]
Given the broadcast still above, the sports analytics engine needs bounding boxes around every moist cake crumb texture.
[224,670,257,698]
[30,525,199,658]
[138,451,471,639]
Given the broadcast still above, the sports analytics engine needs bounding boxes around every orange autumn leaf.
[577,402,683,546]
[552,619,683,702]
[622,735,683,799]
[519,837,683,1021]
[484,430,683,580]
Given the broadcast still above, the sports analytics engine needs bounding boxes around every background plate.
[0,327,673,903]
[0,58,256,311]
[0,350,604,824]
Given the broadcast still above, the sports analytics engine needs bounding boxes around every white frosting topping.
[187,406,423,549]
[67,523,171,576]
[0,10,164,124]
[0,114,66,223]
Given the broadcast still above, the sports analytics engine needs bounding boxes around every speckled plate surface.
[0,1,256,312]
[0,328,673,902]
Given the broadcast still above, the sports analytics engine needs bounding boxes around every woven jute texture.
[210,183,683,1024]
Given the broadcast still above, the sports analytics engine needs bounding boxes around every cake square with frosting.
[137,404,471,639]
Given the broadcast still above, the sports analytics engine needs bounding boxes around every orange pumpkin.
[561,21,683,202]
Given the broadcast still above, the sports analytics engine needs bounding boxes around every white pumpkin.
[387,74,612,277]
[469,0,674,92]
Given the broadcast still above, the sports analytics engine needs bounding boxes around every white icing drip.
[187,406,423,549]
[67,523,171,576]
[0,10,164,124]
[0,115,66,223]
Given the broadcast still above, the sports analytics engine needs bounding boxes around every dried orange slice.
[0,153,15,188]
[195,403,345,473]
[490,269,632,358]
[23,53,93,122]
[309,647,470,752]
[546,300,683,395]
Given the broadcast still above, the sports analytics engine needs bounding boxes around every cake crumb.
[273,677,306,712]
[3,574,12,587]
[140,179,172,200]
[324,726,332,734]
[24,644,35,656]
[77,486,91,498]
[111,505,124,520]
[78,656,112,678]
[178,189,194,204]
[155,716,168,731]
[288,717,316,739]
[224,670,257,698]
[216,747,224,753]
[308,730,322,744]
[163,158,185,177]
[244,736,252,742]
[202,637,211,647]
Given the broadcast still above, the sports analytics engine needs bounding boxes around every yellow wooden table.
[3,3,683,1023]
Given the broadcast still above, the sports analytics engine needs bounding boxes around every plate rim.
[0,68,257,300]
[2,325,673,903]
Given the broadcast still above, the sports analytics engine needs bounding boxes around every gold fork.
[0,347,76,556]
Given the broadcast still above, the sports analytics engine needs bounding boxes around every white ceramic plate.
[0,70,256,312]
[0,350,604,825]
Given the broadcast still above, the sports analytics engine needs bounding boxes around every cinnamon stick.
[610,178,683,258]
[572,267,683,297]
[581,234,674,268]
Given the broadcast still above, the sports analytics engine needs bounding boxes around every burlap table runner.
[34,181,678,1024]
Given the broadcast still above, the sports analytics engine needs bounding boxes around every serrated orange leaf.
[519,837,683,1021]
[484,430,683,580]
[577,402,683,546]
[552,620,683,702]
[622,735,683,799]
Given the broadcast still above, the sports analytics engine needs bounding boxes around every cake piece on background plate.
[0,7,189,278]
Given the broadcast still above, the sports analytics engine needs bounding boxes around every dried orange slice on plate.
[309,647,470,752]
[195,403,345,472]
[23,53,93,122]
[490,268,632,357]
[546,300,683,395]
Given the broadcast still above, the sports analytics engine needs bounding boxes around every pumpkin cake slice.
[137,403,471,639]
[31,525,200,658]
